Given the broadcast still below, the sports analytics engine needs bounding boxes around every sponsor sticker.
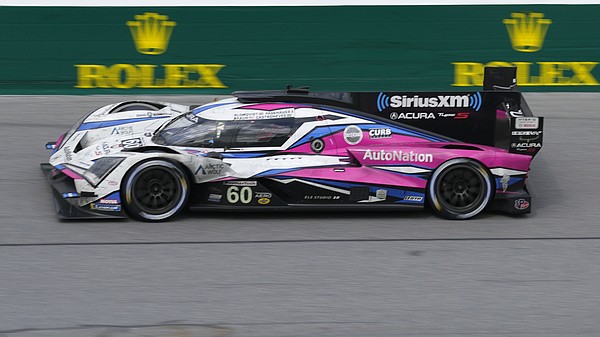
[388,112,470,120]
[304,195,340,200]
[404,196,424,202]
[146,111,171,117]
[96,192,121,205]
[375,189,387,200]
[515,117,539,129]
[95,142,112,156]
[395,112,436,120]
[111,126,134,135]
[511,142,542,149]
[511,130,542,136]
[255,192,272,199]
[98,199,119,205]
[257,198,271,205]
[196,163,225,175]
[438,112,470,119]
[121,137,143,149]
[224,181,257,186]
[343,125,363,145]
[208,193,222,203]
[369,128,392,139]
[363,149,433,163]
[514,198,530,210]
[90,203,121,212]
[63,146,73,161]
[233,110,294,120]
[378,93,481,111]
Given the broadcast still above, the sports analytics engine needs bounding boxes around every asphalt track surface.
[0,93,599,337]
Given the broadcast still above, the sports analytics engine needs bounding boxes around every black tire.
[122,160,190,221]
[427,159,493,220]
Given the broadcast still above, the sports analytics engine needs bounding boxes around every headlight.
[83,157,125,187]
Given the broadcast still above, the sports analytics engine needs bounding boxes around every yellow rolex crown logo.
[503,12,552,53]
[127,12,176,55]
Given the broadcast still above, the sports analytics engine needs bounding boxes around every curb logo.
[503,12,552,53]
[127,12,176,55]
[452,12,597,87]
[75,12,226,89]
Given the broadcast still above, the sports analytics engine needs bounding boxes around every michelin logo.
[377,92,482,111]
[90,203,121,212]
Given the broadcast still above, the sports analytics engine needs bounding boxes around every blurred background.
[1,1,598,94]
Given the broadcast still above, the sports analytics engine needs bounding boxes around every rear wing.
[234,67,543,157]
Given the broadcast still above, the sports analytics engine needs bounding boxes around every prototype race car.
[42,67,543,221]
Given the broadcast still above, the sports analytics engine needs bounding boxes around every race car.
[41,67,543,221]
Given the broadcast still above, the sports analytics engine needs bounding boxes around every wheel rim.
[435,164,486,213]
[132,167,182,215]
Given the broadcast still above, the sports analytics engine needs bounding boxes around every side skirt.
[189,203,424,212]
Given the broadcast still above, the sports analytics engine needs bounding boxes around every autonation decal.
[362,149,434,163]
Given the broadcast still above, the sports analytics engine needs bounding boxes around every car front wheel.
[428,158,493,220]
[123,160,189,221]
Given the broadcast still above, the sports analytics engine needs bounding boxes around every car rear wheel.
[428,159,492,220]
[123,160,189,221]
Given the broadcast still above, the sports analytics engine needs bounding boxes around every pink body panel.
[281,166,428,188]
[349,142,532,173]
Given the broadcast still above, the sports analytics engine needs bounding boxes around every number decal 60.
[226,186,252,204]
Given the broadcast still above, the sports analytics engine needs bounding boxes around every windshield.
[153,113,231,148]
[153,112,297,149]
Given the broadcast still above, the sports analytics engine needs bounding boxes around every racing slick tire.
[427,158,493,220]
[122,160,190,221]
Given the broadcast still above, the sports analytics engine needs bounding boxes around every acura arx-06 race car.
[42,68,543,221]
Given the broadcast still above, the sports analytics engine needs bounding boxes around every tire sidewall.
[122,159,190,221]
[427,158,493,220]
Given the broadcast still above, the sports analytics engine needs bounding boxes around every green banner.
[0,5,598,94]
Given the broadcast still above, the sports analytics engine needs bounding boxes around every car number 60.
[226,186,252,204]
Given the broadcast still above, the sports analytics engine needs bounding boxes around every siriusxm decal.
[376,92,482,112]
[376,92,391,112]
